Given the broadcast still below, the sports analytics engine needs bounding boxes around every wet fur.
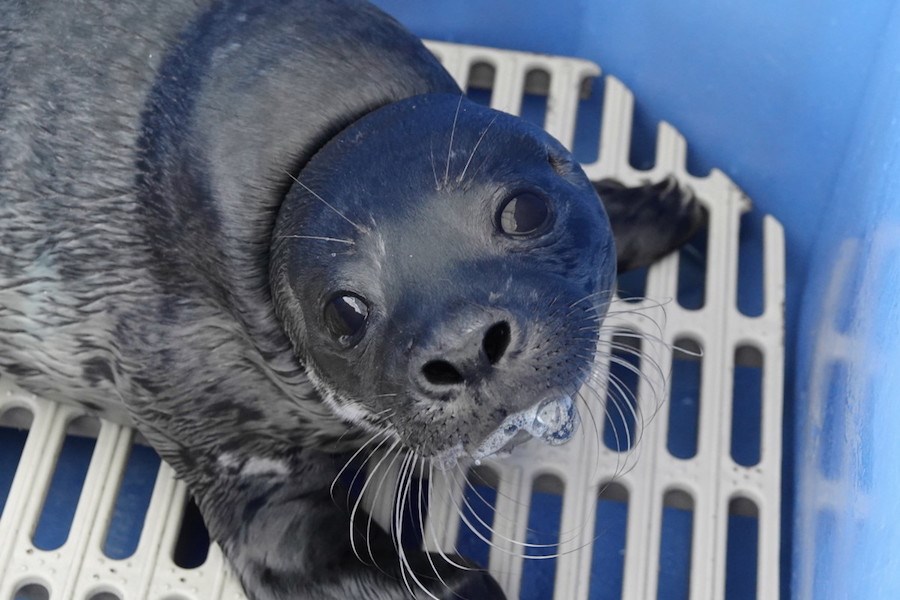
[0,1,700,598]
[0,1,508,597]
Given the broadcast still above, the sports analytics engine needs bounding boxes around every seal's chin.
[430,395,580,471]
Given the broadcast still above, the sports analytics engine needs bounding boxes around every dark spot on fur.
[275,489,318,509]
[82,400,103,413]
[82,356,115,385]
[132,375,163,395]
[220,439,244,453]
[157,294,180,323]
[237,404,265,422]
[5,363,41,378]
[210,400,236,413]
[178,447,197,471]
[243,493,270,523]
[261,567,277,587]
[204,400,266,424]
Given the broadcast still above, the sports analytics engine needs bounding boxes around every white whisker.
[349,439,400,566]
[429,139,440,191]
[456,114,498,186]
[443,94,464,187]
[277,234,355,245]
[283,169,366,233]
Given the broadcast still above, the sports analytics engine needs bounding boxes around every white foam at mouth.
[471,395,579,461]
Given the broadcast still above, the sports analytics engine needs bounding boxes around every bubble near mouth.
[472,395,580,461]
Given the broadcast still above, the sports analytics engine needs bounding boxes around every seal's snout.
[417,318,512,394]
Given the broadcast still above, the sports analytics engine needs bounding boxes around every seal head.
[272,94,616,466]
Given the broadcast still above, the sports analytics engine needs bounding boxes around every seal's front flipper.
[201,449,505,600]
[593,176,705,272]
[407,552,507,600]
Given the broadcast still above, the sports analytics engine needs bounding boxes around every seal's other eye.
[498,192,551,236]
[324,293,369,344]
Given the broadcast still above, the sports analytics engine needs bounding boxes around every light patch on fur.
[241,457,289,477]
[330,399,373,424]
[218,452,240,470]
[304,362,378,430]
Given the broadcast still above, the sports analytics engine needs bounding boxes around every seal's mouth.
[430,395,580,471]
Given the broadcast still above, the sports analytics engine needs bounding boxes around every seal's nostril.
[483,321,511,365]
[422,360,464,386]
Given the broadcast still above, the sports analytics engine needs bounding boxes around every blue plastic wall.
[793,5,900,599]
[373,1,900,598]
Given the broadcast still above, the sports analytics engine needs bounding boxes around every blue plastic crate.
[4,1,899,598]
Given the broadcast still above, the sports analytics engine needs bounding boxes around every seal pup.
[0,0,702,598]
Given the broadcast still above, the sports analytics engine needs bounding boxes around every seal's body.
[0,1,701,598]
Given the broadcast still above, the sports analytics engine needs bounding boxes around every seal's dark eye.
[324,293,369,344]
[498,192,551,236]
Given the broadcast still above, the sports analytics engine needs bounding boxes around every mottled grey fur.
[0,1,699,598]
[0,1,506,597]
